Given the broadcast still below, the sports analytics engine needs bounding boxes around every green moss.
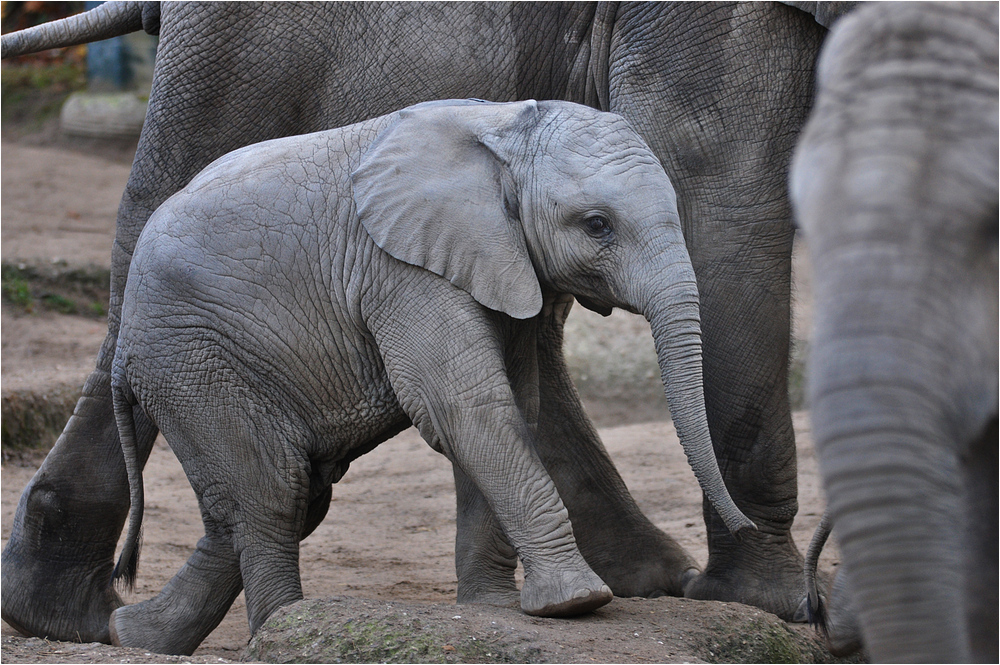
[250,615,447,663]
[248,602,542,664]
[702,617,803,664]
[329,619,442,662]
[700,616,865,664]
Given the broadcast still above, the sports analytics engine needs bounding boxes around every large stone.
[60,92,147,140]
[246,595,861,664]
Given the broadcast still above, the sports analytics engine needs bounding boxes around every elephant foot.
[109,535,244,656]
[1,542,122,643]
[1,481,126,644]
[520,568,612,617]
[815,568,864,657]
[458,588,521,608]
[455,550,520,609]
[683,530,806,621]
[110,601,204,656]
[590,539,701,599]
[1,367,151,643]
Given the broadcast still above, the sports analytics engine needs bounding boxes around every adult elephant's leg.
[606,2,825,619]
[0,91,238,644]
[0,5,336,642]
[532,293,699,597]
[679,230,806,617]
[0,366,157,642]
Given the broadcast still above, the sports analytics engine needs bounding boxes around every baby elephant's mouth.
[574,294,612,317]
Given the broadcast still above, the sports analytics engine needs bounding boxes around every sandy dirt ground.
[1,140,835,662]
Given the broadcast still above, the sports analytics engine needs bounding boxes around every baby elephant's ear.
[351,100,543,320]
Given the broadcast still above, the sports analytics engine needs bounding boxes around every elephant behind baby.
[792,2,998,661]
[2,1,850,642]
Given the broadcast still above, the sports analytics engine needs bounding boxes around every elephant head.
[791,3,998,661]
[352,99,756,537]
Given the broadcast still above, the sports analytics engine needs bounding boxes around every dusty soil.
[1,136,835,663]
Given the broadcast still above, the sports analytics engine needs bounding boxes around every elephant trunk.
[806,222,996,662]
[810,325,972,662]
[793,3,998,659]
[643,275,756,537]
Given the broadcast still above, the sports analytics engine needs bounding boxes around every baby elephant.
[109,99,754,654]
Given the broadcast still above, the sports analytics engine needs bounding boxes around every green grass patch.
[1,267,32,308]
[1,60,87,128]
[1,262,109,318]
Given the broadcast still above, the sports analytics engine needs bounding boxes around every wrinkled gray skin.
[2,1,851,643]
[106,99,753,655]
[792,2,998,662]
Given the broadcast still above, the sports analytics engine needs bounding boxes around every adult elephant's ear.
[351,100,543,320]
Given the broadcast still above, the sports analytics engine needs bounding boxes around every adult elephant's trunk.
[808,274,978,662]
[643,274,756,537]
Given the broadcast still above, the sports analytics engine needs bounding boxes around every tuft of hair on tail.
[112,530,142,591]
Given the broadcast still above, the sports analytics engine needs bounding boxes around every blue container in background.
[83,0,157,93]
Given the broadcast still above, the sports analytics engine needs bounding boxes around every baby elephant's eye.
[584,214,613,238]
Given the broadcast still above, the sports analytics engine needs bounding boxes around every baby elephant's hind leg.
[109,519,242,656]
[108,487,331,656]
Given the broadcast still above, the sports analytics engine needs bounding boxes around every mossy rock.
[246,598,542,664]
[246,596,863,664]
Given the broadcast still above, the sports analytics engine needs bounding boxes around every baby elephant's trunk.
[645,285,756,537]
[111,378,144,590]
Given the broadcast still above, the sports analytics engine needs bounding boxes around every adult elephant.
[1,1,848,642]
[792,2,998,662]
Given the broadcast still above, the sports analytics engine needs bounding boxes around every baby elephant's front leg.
[435,392,611,616]
[372,299,612,617]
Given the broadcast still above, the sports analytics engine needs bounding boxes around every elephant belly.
[300,367,412,489]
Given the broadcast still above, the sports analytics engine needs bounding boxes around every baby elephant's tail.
[111,377,144,591]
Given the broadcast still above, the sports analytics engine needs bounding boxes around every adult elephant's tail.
[1,1,159,59]
[803,509,832,629]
